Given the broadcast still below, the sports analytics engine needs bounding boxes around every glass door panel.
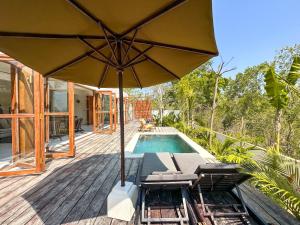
[45,78,74,158]
[0,61,44,176]
[94,91,114,134]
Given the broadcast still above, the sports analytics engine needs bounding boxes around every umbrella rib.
[65,0,116,36]
[121,44,142,89]
[123,38,218,56]
[78,37,117,67]
[130,66,143,89]
[130,45,180,80]
[0,32,105,40]
[124,58,148,69]
[98,44,117,88]
[89,55,116,67]
[45,42,108,77]
[99,23,118,64]
[98,64,110,88]
[122,29,138,64]
[120,0,187,38]
[123,45,153,67]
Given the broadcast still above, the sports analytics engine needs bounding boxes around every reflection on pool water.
[133,135,196,154]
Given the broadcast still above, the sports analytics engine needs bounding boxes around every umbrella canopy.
[0,0,218,186]
[0,0,218,88]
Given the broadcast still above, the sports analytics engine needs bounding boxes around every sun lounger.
[138,119,154,132]
[173,153,251,225]
[139,153,197,224]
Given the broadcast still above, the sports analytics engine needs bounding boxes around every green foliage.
[166,119,300,218]
[146,44,300,218]
[209,138,257,167]
[250,147,300,218]
[264,67,289,110]
[287,56,300,85]
[161,112,180,127]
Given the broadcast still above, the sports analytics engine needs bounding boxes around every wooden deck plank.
[11,154,117,225]
[0,134,118,223]
[93,158,140,225]
[12,124,137,225]
[42,156,121,225]
[0,134,109,208]
[237,184,300,225]
[76,159,132,225]
[59,156,120,225]
[0,123,134,224]
[0,176,24,191]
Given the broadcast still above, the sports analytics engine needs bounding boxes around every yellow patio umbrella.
[0,0,218,186]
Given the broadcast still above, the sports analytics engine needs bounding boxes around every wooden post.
[92,91,96,132]
[34,72,45,172]
[113,93,117,131]
[39,73,45,171]
[109,92,113,133]
[44,78,50,144]
[68,82,75,157]
[10,65,18,160]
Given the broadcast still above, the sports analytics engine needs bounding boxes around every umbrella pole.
[118,69,125,187]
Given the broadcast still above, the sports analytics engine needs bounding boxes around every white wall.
[74,87,93,125]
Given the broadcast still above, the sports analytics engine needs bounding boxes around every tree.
[174,72,199,126]
[264,66,289,152]
[221,63,268,136]
[151,83,169,126]
[208,58,235,147]
[264,57,300,152]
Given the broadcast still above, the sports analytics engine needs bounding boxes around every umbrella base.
[107,181,138,221]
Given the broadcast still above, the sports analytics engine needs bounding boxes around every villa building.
[0,53,141,176]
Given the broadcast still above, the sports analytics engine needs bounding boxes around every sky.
[212,0,300,77]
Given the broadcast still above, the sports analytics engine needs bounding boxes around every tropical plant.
[209,138,257,167]
[192,129,211,148]
[250,147,300,219]
[150,45,300,158]
[264,66,289,151]
[264,56,300,152]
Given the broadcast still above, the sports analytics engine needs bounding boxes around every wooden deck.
[0,122,139,225]
[0,122,298,225]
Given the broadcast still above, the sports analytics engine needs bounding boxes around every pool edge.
[125,131,216,161]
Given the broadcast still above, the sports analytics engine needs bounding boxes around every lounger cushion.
[140,153,197,182]
[173,153,207,174]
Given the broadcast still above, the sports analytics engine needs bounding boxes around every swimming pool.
[133,134,196,154]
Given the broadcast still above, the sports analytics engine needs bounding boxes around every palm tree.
[209,138,257,167]
[250,147,300,219]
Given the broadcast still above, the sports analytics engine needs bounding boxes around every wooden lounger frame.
[140,181,191,225]
[196,173,250,225]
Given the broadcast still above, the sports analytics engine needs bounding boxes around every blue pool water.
[133,135,196,154]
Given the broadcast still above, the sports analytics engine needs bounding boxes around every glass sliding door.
[93,91,115,134]
[0,61,44,176]
[74,85,94,133]
[44,78,74,158]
